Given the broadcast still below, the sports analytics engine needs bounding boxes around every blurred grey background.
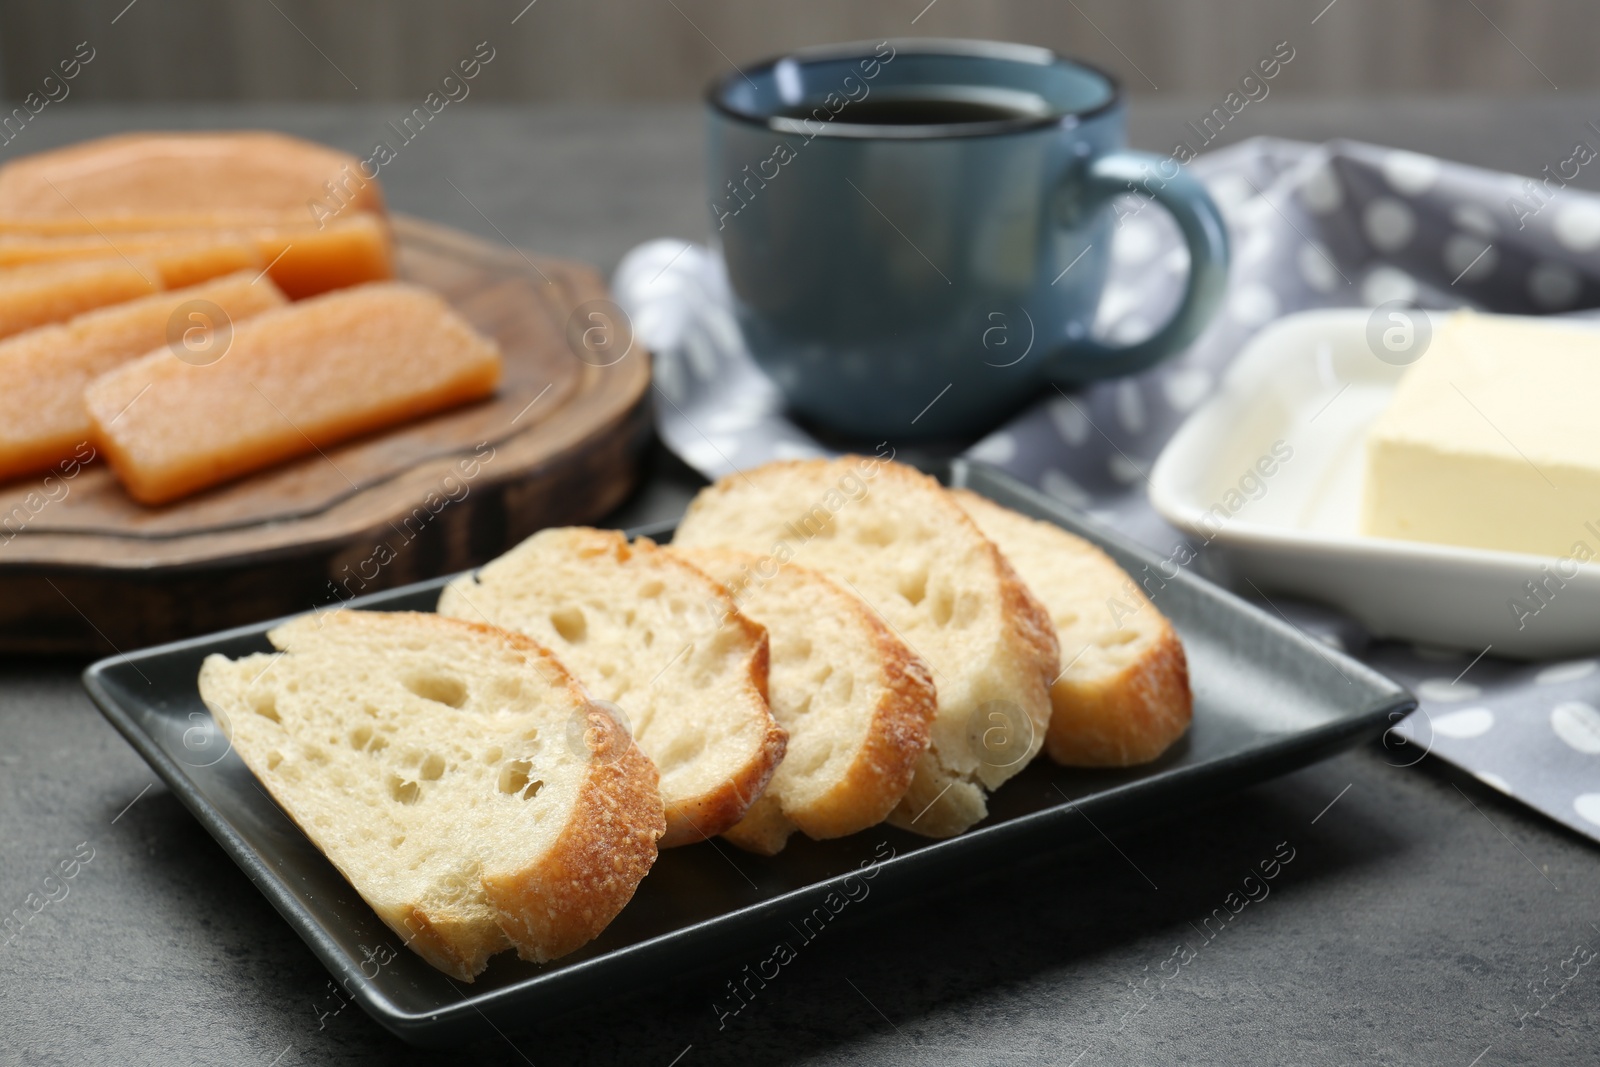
[0,0,1587,101]
[3,0,1594,275]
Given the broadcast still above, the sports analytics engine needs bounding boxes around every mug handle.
[1047,149,1230,382]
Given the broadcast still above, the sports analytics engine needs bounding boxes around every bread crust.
[950,489,1193,769]
[201,610,664,981]
[787,572,935,840]
[885,469,1059,838]
[678,457,1060,840]
[643,536,786,847]
[682,547,936,853]
[560,531,785,848]
[1044,618,1192,766]
[483,701,666,962]
[440,528,786,848]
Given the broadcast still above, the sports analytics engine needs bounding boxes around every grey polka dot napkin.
[612,136,1600,845]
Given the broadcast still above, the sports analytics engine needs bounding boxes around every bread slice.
[438,527,786,847]
[196,609,664,981]
[673,457,1060,838]
[952,490,1192,766]
[671,546,936,854]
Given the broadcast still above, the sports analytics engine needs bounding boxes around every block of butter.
[1362,310,1600,557]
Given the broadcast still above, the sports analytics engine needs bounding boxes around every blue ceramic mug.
[706,38,1230,438]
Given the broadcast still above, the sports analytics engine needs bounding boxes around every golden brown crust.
[950,489,1193,768]
[471,529,785,848]
[684,458,1059,841]
[789,579,936,840]
[373,620,665,971]
[655,622,783,847]
[1044,619,1193,766]
[484,703,666,963]
[700,548,937,852]
[886,478,1059,839]
[239,611,662,979]
[988,537,1065,723]
[627,534,785,848]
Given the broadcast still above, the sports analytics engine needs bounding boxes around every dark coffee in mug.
[773,93,1043,126]
[707,39,1231,438]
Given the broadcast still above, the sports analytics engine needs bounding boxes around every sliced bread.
[196,609,664,981]
[438,527,786,847]
[952,490,1192,766]
[673,457,1060,838]
[671,546,937,854]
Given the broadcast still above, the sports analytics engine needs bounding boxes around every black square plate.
[82,460,1413,1047]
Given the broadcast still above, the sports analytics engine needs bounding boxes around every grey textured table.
[4,99,1600,1067]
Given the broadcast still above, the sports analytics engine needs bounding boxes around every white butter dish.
[1148,309,1600,659]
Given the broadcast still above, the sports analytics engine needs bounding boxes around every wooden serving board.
[0,215,652,655]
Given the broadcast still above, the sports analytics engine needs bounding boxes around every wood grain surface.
[0,214,652,654]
